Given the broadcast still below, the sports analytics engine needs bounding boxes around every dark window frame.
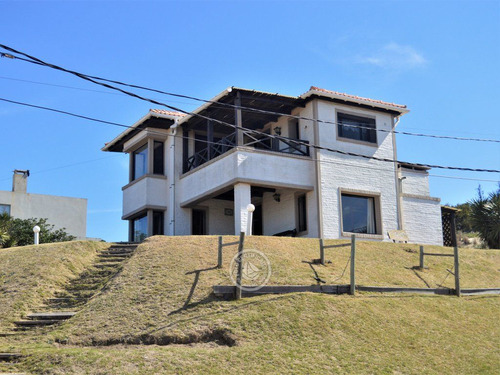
[337,112,377,144]
[340,193,379,235]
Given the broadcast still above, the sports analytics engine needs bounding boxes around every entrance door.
[192,209,207,235]
[252,204,263,235]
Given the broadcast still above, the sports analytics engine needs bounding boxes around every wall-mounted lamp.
[273,193,281,203]
[274,126,282,136]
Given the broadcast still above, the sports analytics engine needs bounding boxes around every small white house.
[103,86,443,245]
[0,170,87,238]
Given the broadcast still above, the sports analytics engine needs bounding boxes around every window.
[0,204,10,215]
[133,143,148,180]
[153,141,164,175]
[297,194,307,233]
[337,112,376,144]
[341,193,378,234]
[132,214,148,242]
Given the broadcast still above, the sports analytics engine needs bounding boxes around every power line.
[0,45,498,172]
[2,46,499,144]
[1,96,499,179]
[2,95,499,180]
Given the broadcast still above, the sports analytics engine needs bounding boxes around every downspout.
[392,116,404,230]
[312,100,324,239]
[169,119,179,236]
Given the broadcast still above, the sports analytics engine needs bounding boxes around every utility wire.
[0,45,499,172]
[2,46,499,144]
[1,96,499,182]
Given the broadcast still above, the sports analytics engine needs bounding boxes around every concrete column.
[234,183,251,235]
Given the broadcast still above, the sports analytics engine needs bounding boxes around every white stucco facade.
[104,87,443,245]
[0,172,87,239]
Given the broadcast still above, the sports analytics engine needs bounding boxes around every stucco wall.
[0,190,87,238]
[122,175,169,218]
[402,196,443,245]
[315,99,399,240]
[401,168,430,196]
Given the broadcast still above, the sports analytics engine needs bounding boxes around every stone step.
[94,262,122,268]
[27,312,76,320]
[0,353,22,362]
[98,252,132,258]
[14,320,61,327]
[46,297,85,304]
[96,256,127,263]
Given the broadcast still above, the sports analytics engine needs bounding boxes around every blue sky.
[0,0,498,241]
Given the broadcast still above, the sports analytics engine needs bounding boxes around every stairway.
[13,243,137,330]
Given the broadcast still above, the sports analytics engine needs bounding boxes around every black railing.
[185,132,310,172]
[186,133,236,171]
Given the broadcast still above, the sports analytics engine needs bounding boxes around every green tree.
[455,202,473,232]
[0,214,75,248]
[469,186,500,249]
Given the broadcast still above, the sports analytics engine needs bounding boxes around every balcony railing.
[185,132,310,172]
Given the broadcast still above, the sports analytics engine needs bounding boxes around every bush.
[469,186,500,249]
[0,213,75,248]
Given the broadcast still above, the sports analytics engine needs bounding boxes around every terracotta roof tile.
[308,86,407,109]
[150,109,187,117]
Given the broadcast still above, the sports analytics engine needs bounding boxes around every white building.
[103,86,443,245]
[0,170,87,239]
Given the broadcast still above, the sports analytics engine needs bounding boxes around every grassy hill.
[1,236,499,374]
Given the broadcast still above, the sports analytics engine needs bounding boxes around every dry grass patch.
[0,241,108,330]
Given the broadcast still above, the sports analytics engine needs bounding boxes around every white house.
[103,86,443,245]
[0,170,87,238]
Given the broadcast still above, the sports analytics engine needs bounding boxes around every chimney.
[12,170,29,193]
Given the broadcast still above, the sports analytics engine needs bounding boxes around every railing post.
[217,236,223,269]
[350,234,356,295]
[235,232,245,300]
[319,238,325,265]
[419,245,424,269]
[454,246,460,297]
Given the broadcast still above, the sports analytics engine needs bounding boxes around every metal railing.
[186,132,310,171]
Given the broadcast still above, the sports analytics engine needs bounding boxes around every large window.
[0,204,10,215]
[341,193,378,234]
[133,143,148,180]
[132,214,148,242]
[337,112,376,144]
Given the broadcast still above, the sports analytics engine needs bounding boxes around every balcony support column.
[234,182,251,235]
[207,117,214,160]
[234,91,244,146]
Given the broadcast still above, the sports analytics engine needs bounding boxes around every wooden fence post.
[419,245,424,269]
[454,246,460,297]
[350,234,356,295]
[235,232,245,300]
[217,236,223,269]
[319,238,325,265]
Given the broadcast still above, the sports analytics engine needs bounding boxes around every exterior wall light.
[273,193,281,203]
[274,126,282,136]
[33,225,41,245]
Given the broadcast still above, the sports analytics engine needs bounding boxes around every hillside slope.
[1,236,499,374]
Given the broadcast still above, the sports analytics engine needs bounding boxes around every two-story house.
[103,86,443,245]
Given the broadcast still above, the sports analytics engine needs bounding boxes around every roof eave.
[301,89,410,115]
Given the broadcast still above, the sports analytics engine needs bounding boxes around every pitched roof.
[302,86,409,114]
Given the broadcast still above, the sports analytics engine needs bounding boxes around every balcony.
[185,131,310,172]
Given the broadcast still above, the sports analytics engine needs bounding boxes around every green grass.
[1,236,499,374]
